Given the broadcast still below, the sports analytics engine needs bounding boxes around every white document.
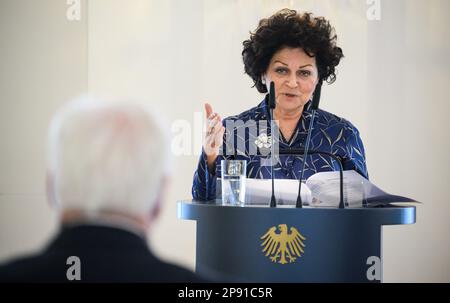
[306,170,368,207]
[232,170,417,208]
[243,178,312,206]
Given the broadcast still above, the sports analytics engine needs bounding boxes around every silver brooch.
[255,133,271,149]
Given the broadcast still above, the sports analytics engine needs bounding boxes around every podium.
[177,200,416,282]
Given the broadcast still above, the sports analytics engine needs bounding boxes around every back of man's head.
[47,97,170,228]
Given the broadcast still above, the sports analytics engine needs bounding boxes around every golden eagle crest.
[261,224,306,264]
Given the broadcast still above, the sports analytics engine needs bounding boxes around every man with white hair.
[0,98,204,282]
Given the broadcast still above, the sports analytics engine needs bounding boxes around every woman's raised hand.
[203,103,225,172]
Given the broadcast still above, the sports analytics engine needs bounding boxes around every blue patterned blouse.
[192,98,368,201]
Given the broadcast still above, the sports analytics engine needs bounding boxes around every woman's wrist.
[206,154,217,174]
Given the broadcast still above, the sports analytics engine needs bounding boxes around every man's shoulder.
[0,252,65,282]
[0,252,207,283]
[0,226,208,283]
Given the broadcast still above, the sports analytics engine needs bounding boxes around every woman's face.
[264,47,319,113]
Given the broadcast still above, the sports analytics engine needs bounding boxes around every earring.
[261,78,266,85]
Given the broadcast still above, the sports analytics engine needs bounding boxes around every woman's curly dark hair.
[242,9,344,93]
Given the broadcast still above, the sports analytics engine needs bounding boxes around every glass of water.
[221,160,247,206]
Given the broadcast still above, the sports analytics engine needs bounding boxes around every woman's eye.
[299,70,311,77]
[275,68,288,74]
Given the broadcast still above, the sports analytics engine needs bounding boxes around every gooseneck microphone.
[296,81,323,208]
[268,81,277,208]
[265,80,345,209]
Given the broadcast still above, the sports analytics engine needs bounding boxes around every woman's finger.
[206,123,223,145]
[207,115,222,135]
[204,103,213,119]
[213,126,225,146]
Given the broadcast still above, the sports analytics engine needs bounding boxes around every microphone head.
[269,81,276,109]
[311,81,323,110]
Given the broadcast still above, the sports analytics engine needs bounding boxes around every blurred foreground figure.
[0,98,205,282]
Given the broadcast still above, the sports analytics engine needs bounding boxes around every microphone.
[268,81,277,208]
[296,81,323,208]
[265,80,345,209]
[311,80,322,110]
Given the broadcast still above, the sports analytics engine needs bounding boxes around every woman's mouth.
[283,93,298,98]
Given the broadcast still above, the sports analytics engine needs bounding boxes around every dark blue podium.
[177,200,415,282]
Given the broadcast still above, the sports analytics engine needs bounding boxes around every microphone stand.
[265,80,344,208]
[296,109,316,208]
[296,81,322,208]
[268,82,277,208]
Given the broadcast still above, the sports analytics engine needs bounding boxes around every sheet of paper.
[218,178,311,206]
[217,170,417,208]
[306,170,416,207]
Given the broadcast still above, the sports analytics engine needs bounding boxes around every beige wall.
[0,0,449,282]
[0,0,87,260]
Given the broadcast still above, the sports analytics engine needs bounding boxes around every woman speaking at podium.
[192,9,368,201]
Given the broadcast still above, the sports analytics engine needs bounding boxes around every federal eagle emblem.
[261,224,306,264]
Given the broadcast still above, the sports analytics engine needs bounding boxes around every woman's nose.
[286,74,298,88]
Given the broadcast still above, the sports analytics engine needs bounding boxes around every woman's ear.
[315,72,321,85]
[262,74,271,92]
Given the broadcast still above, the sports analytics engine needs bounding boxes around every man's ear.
[46,172,58,209]
[149,175,170,222]
[149,202,161,222]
